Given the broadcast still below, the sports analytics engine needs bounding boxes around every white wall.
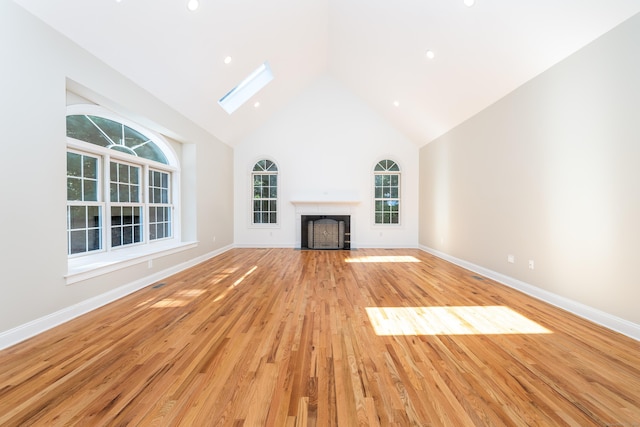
[234,76,419,249]
[0,2,234,342]
[419,13,640,327]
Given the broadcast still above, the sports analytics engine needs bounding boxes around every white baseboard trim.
[0,244,234,350]
[419,245,640,342]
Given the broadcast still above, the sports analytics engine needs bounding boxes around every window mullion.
[104,153,112,252]
[143,164,149,244]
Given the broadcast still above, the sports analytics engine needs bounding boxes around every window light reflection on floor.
[151,289,206,308]
[365,306,552,335]
[213,265,258,302]
[345,255,421,263]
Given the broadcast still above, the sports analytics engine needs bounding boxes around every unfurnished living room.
[1,0,640,425]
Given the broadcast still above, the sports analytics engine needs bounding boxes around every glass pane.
[112,227,122,247]
[69,206,86,230]
[157,224,165,239]
[90,116,123,146]
[133,207,141,224]
[253,201,261,211]
[375,213,383,224]
[66,115,110,147]
[269,175,277,186]
[119,184,130,202]
[390,188,398,198]
[269,200,277,211]
[130,168,139,185]
[149,223,157,240]
[154,188,161,203]
[374,175,383,186]
[164,222,171,238]
[123,207,132,224]
[134,225,141,242]
[118,164,129,183]
[67,152,81,177]
[383,213,391,223]
[390,175,399,186]
[161,173,168,188]
[374,187,383,198]
[70,230,87,254]
[110,161,118,180]
[88,228,101,251]
[125,127,168,164]
[111,207,122,225]
[87,206,101,228]
[269,213,277,224]
[110,183,118,202]
[261,213,269,223]
[391,213,399,224]
[131,185,139,203]
[149,207,157,222]
[253,213,261,223]
[262,176,269,187]
[161,189,168,204]
[382,175,391,186]
[375,201,383,211]
[84,180,97,201]
[83,156,97,179]
[67,177,82,201]
[123,226,133,244]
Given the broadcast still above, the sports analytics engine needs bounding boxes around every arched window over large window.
[374,159,400,225]
[66,105,179,257]
[252,159,278,225]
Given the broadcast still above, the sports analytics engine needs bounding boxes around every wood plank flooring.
[0,248,639,426]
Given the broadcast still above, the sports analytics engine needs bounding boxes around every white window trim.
[372,159,402,227]
[248,158,280,229]
[66,105,185,283]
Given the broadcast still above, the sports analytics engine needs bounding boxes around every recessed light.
[464,0,475,6]
[426,50,435,59]
[224,56,232,64]
[254,101,260,108]
[187,0,199,11]
[393,101,400,107]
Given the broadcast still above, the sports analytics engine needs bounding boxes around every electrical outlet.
[507,254,515,264]
[528,260,534,270]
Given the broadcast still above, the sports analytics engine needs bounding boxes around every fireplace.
[301,215,350,250]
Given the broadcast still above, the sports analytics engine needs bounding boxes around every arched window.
[66,105,178,256]
[374,159,400,225]
[252,159,278,225]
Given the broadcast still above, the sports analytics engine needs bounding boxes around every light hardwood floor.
[0,248,639,426]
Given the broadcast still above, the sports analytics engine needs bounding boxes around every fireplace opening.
[301,215,350,250]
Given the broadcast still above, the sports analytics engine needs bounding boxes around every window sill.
[66,240,198,285]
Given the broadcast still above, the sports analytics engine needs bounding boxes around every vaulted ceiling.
[12,0,640,146]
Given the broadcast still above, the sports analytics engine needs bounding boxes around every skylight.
[218,61,273,114]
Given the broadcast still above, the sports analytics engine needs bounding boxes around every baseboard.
[0,244,234,350]
[419,245,640,342]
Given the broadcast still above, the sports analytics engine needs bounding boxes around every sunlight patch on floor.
[151,289,207,308]
[213,265,258,302]
[345,255,421,263]
[366,306,552,335]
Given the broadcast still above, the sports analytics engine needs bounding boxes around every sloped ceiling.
[12,0,640,146]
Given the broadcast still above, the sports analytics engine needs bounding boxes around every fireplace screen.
[308,219,345,249]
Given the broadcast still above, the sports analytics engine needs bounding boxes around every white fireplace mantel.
[291,191,360,247]
[290,190,361,207]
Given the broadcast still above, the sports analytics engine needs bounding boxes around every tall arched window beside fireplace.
[374,159,400,225]
[251,159,278,225]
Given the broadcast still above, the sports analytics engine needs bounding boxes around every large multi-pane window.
[374,159,400,225]
[66,107,176,257]
[252,159,278,225]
